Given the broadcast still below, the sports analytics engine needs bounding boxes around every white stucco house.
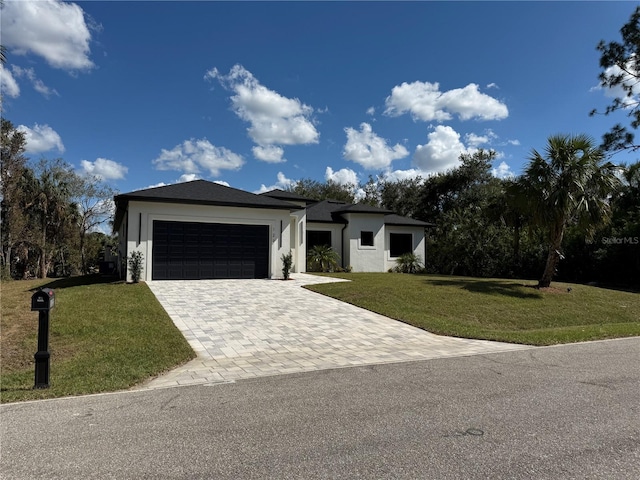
[113,180,433,282]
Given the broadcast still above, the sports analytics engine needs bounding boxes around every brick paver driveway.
[142,274,532,389]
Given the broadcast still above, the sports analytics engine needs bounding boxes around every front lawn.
[1,276,195,403]
[305,273,640,345]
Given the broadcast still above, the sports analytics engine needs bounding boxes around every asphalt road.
[1,338,639,479]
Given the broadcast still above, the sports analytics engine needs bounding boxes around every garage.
[152,220,269,280]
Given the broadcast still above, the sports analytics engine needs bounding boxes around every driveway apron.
[142,274,532,389]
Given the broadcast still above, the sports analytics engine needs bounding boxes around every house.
[113,180,433,282]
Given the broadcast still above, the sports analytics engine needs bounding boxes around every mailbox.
[31,288,55,311]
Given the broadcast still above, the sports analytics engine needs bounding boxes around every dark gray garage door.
[152,221,269,280]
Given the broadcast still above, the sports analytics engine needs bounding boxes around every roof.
[259,189,315,203]
[305,200,349,224]
[306,200,432,227]
[113,180,298,231]
[384,214,435,227]
[335,203,393,215]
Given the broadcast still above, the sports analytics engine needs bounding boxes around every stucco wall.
[289,210,306,273]
[343,214,385,272]
[383,225,427,272]
[305,222,345,268]
[124,201,292,282]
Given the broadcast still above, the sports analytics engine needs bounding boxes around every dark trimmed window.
[361,231,374,246]
[390,233,412,257]
[307,230,332,249]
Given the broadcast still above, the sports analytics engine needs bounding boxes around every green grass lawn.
[1,276,195,403]
[305,273,640,346]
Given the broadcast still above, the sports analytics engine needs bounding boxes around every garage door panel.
[152,221,270,280]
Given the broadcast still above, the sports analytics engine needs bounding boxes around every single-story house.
[113,180,433,282]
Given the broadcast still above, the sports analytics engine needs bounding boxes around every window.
[307,230,332,249]
[360,231,374,247]
[390,233,412,257]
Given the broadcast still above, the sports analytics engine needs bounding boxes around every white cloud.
[252,145,285,163]
[0,64,20,98]
[255,171,296,194]
[366,106,375,116]
[384,81,508,122]
[80,158,127,180]
[213,180,230,187]
[325,166,358,185]
[2,0,94,71]
[595,60,640,107]
[17,124,65,154]
[343,122,409,170]
[153,138,245,177]
[486,83,499,89]
[507,139,521,146]
[413,125,474,174]
[11,66,59,98]
[492,161,515,179]
[205,65,319,158]
[178,173,199,183]
[465,129,497,148]
[143,182,168,190]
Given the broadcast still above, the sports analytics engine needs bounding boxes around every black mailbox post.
[31,288,55,389]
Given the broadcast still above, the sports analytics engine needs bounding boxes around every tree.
[26,160,81,278]
[518,134,621,288]
[379,175,424,219]
[289,178,356,203]
[307,245,340,272]
[0,119,28,277]
[592,6,640,152]
[72,175,114,274]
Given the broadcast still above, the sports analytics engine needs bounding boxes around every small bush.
[281,251,293,280]
[307,245,340,272]
[128,251,144,283]
[394,252,423,274]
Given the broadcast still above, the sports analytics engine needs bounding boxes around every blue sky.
[1,1,637,197]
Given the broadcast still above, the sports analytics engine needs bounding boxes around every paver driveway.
[142,274,532,389]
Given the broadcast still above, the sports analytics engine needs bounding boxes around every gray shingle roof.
[305,200,349,223]
[113,181,434,232]
[384,214,435,227]
[259,189,315,203]
[113,180,298,230]
[306,200,433,227]
[335,203,393,214]
[116,180,297,209]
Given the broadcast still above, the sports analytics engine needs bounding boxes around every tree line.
[1,119,115,279]
[290,143,639,289]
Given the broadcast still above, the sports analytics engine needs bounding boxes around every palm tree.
[519,134,621,288]
[307,245,340,272]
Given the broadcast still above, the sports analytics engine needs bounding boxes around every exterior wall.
[305,222,345,267]
[343,213,386,272]
[383,225,427,272]
[289,209,306,273]
[123,201,292,282]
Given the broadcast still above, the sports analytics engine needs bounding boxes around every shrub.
[281,251,293,280]
[128,251,144,283]
[307,245,340,272]
[394,252,423,274]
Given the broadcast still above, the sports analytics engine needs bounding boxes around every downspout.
[341,223,348,269]
[424,227,428,269]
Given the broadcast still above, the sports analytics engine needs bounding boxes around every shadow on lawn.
[424,277,543,299]
[32,274,125,291]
